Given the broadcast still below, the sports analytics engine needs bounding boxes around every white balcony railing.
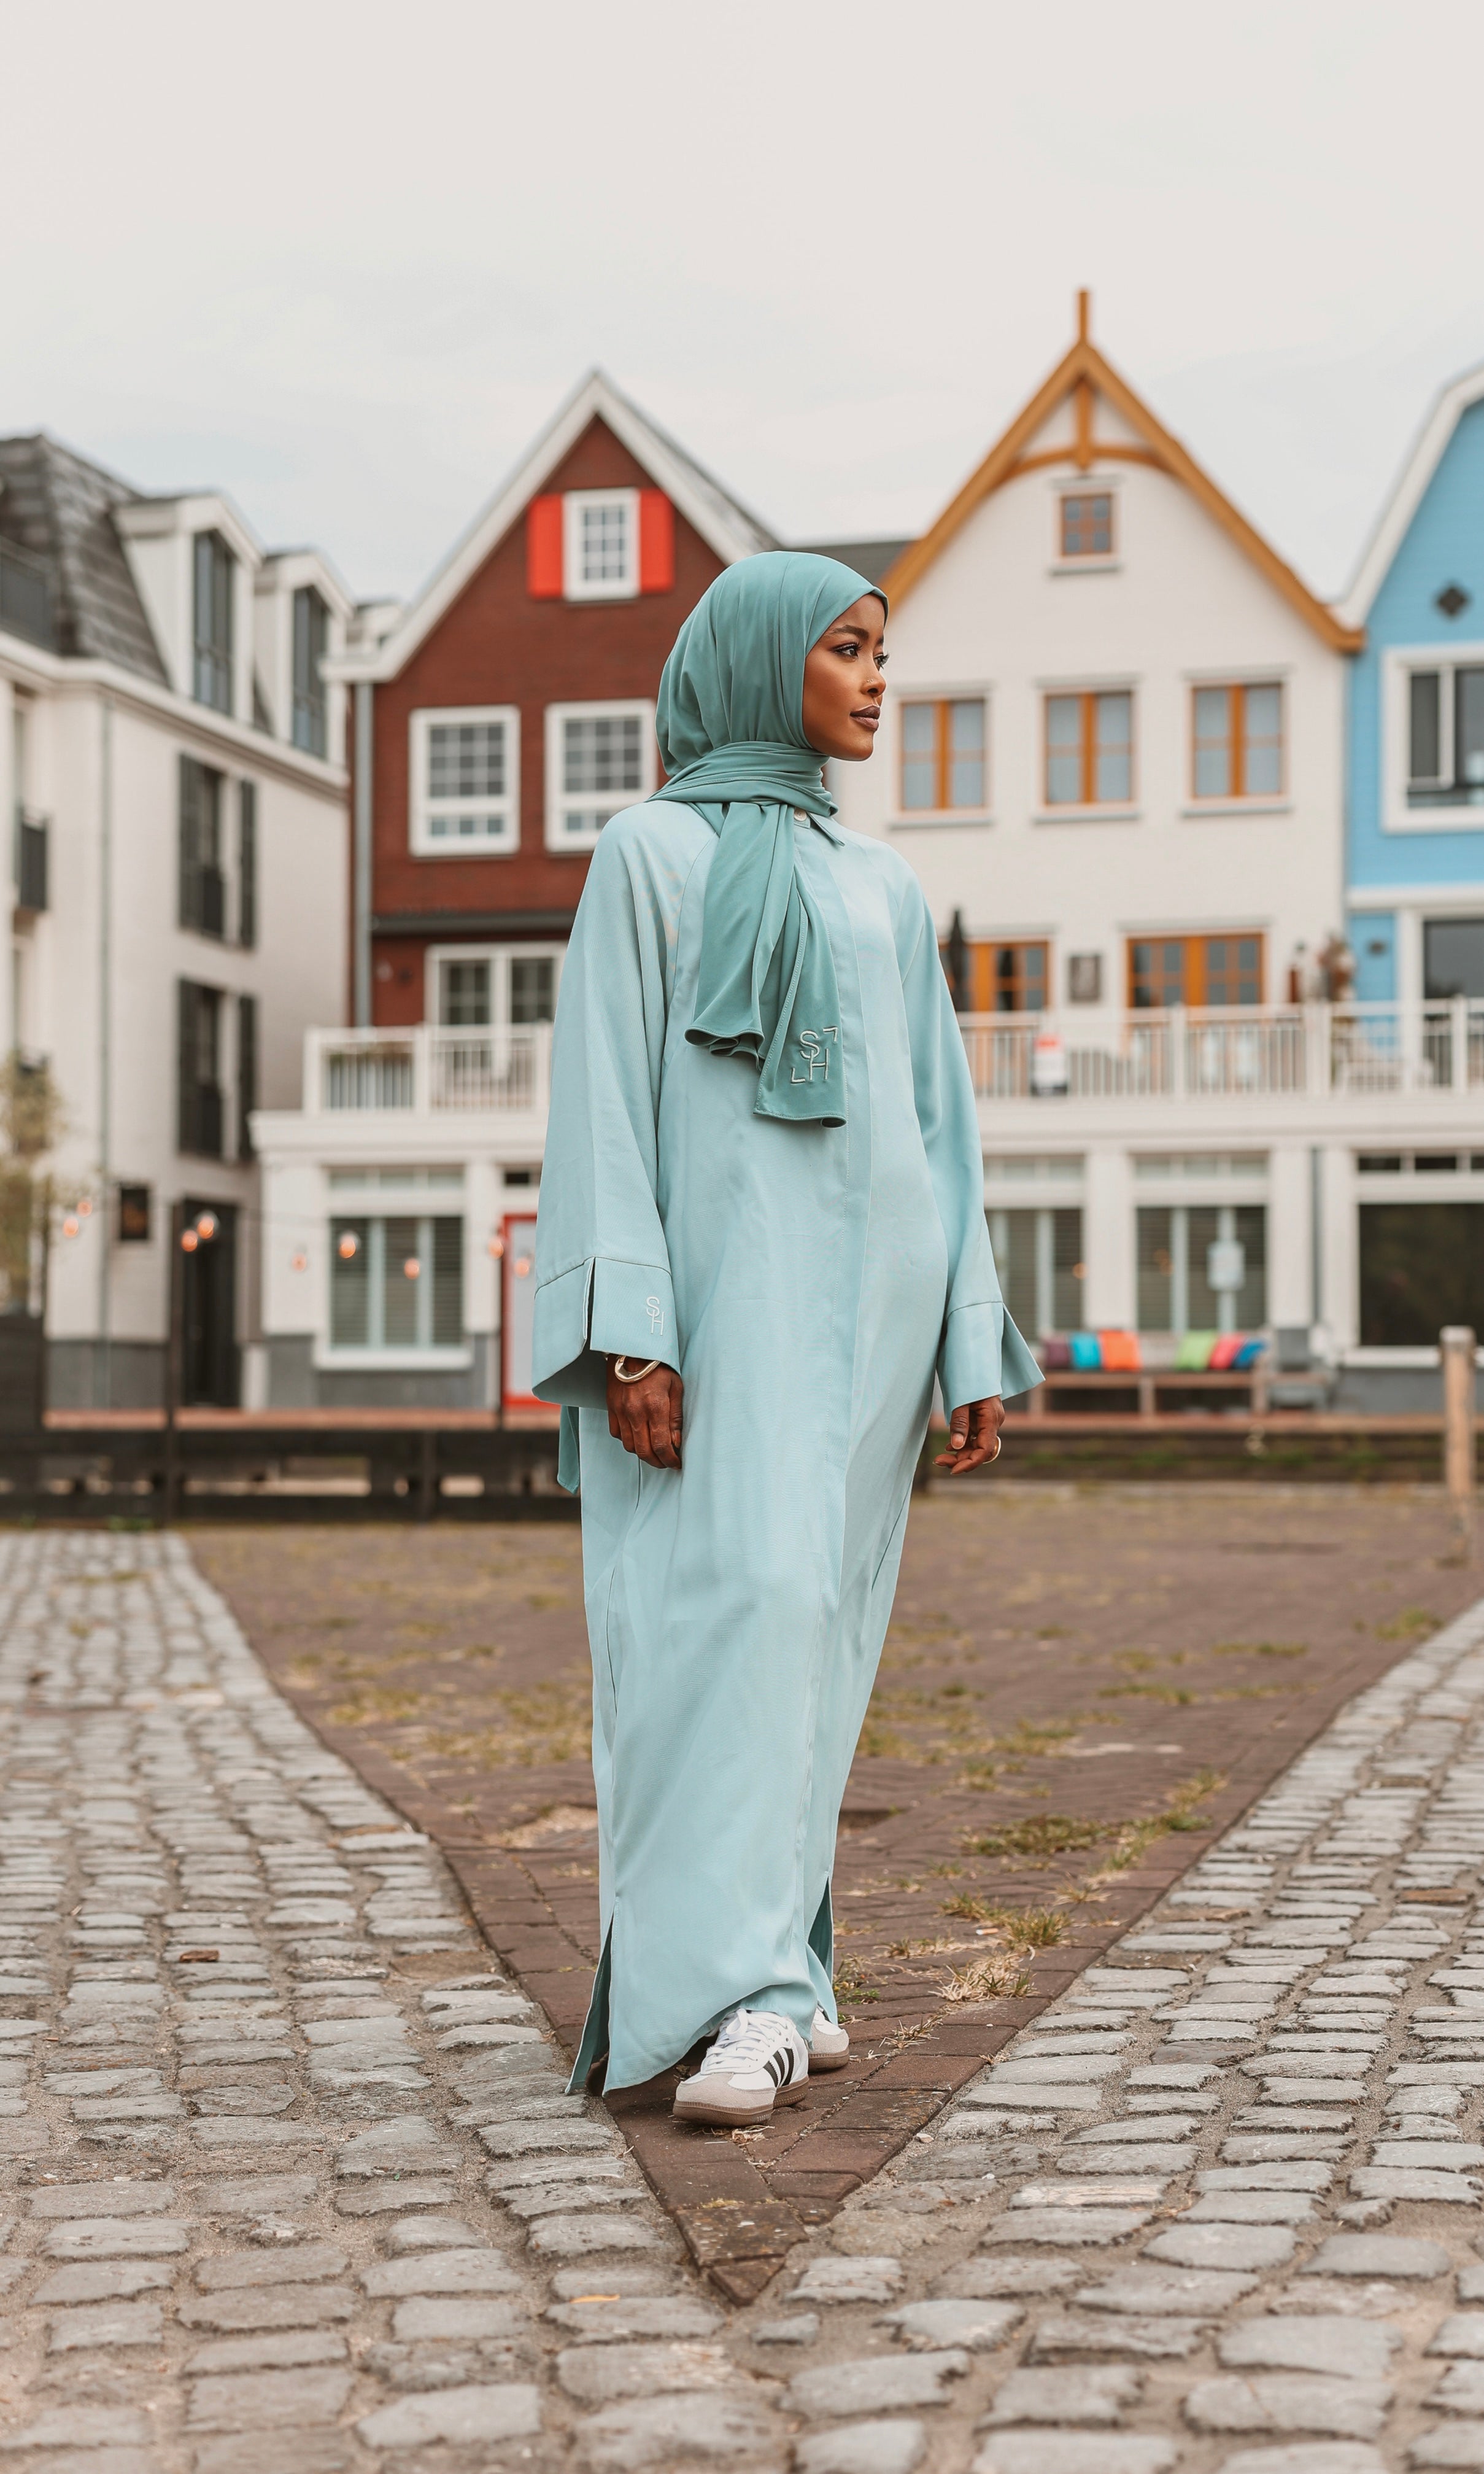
[304,1023,553,1116]
[301,1001,1484,1119]
[958,1000,1484,1104]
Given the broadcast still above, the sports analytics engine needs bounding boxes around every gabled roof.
[879,295,1362,654]
[1337,357,1484,629]
[0,433,168,682]
[798,535,915,587]
[341,370,781,683]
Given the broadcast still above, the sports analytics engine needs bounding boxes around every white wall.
[837,453,1347,1005]
[6,670,347,1355]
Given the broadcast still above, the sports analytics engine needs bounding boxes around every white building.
[827,302,1480,1404]
[0,433,352,1406]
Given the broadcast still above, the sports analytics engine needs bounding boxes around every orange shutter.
[638,490,674,594]
[527,495,563,598]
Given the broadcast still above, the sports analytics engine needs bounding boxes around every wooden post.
[163,1201,184,1526]
[1442,1324,1477,1554]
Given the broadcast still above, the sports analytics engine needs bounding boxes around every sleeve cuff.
[938,1301,1043,1413]
[531,1255,678,1408]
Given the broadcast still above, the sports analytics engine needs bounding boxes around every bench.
[1022,1367,1269,1419]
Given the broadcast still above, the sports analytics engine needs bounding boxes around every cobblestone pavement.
[6,1531,1484,2474]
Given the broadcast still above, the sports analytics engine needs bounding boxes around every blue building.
[1335,365,1484,1372]
[1340,362,1484,1007]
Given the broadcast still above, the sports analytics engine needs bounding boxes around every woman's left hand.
[935,1396,1005,1476]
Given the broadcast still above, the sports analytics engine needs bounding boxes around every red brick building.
[337,372,778,1038]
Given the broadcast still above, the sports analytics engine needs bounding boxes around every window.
[330,1216,463,1352]
[177,980,223,1158]
[193,531,234,713]
[238,782,257,950]
[562,489,639,600]
[179,758,226,937]
[292,586,328,756]
[947,939,1049,1013]
[1059,493,1113,559]
[900,699,987,813]
[1424,918,1484,999]
[409,707,520,855]
[1192,683,1283,799]
[1137,1203,1267,1334]
[1044,690,1133,807]
[987,1206,1084,1342]
[1128,933,1264,1009]
[236,993,257,1163]
[1360,1203,1484,1344]
[432,946,562,1027]
[1407,663,1484,806]
[544,701,656,850]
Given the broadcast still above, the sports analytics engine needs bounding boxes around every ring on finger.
[987,1435,1003,1462]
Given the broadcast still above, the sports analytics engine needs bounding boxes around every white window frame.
[425,942,566,1028]
[544,699,657,851]
[889,684,993,828]
[409,705,520,856]
[1049,476,1121,576]
[317,1211,471,1371]
[1384,642,1484,832]
[562,489,640,602]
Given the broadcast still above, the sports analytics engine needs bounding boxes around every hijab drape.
[651,551,885,1128]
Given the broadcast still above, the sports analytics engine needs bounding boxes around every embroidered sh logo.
[646,1295,665,1336]
[792,1025,838,1085]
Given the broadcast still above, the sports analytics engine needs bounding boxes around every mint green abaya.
[532,553,1040,2092]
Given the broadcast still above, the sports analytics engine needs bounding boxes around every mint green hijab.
[652,551,884,1128]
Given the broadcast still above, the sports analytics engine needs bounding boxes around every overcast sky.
[7,0,1483,607]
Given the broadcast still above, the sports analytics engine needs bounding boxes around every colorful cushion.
[1175,1330,1219,1371]
[1069,1332,1102,1370]
[1234,1337,1267,1368]
[1097,1330,1142,1371]
[1208,1333,1243,1371]
[1039,1335,1072,1370]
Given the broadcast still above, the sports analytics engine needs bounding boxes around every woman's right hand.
[606,1359,684,1470]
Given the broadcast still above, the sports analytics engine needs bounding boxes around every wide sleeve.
[531,821,680,1420]
[899,882,1043,1410]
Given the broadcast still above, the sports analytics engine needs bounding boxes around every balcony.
[958,1001,1484,1105]
[306,1023,553,1117]
[14,810,47,913]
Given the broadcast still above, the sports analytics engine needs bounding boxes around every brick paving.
[192,1489,1481,2281]
[6,1531,1484,2469]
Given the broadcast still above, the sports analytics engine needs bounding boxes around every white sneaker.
[809,2007,849,2072]
[672,2007,811,2127]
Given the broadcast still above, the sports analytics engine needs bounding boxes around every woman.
[531,551,1040,2125]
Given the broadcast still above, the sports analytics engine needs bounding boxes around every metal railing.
[308,1023,552,1115]
[957,1001,1484,1103]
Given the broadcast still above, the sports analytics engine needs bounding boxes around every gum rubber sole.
[808,2047,850,2073]
[672,2076,811,2128]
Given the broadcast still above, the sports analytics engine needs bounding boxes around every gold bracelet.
[612,1357,660,1384]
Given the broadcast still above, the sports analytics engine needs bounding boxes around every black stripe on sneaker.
[765,2052,783,2085]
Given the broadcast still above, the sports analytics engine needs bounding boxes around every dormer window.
[292,586,328,756]
[193,530,234,713]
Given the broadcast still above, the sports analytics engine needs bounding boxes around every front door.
[180,1197,239,1406]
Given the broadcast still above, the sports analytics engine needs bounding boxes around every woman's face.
[801,595,887,762]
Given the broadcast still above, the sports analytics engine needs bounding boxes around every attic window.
[1060,493,1113,559]
[562,491,640,600]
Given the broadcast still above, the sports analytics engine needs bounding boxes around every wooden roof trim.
[878,326,1362,653]
[1085,345,1362,653]
[876,341,1088,605]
